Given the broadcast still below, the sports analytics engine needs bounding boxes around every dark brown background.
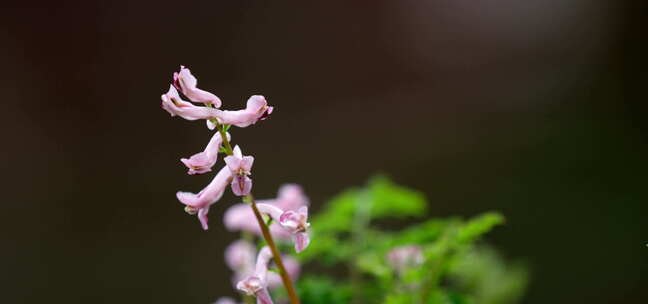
[1,1,646,303]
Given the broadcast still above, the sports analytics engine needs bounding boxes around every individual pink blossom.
[237,247,275,304]
[256,204,311,253]
[213,298,238,304]
[173,65,222,107]
[274,184,309,211]
[225,240,258,286]
[224,145,254,196]
[225,240,300,290]
[387,245,424,274]
[213,95,273,128]
[176,166,232,230]
[160,85,220,121]
[225,240,256,272]
[180,132,230,175]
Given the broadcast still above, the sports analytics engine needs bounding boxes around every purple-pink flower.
[256,204,311,253]
[161,85,220,121]
[225,240,300,290]
[225,240,257,274]
[224,145,254,196]
[176,165,232,230]
[180,132,230,175]
[223,184,310,241]
[173,65,222,107]
[213,298,238,304]
[387,245,424,274]
[212,95,274,128]
[274,184,310,210]
[236,246,275,304]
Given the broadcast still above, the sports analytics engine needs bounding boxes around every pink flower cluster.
[162,66,272,130]
[159,66,310,304]
[161,66,272,230]
[224,184,311,252]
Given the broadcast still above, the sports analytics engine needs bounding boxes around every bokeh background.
[1,1,646,303]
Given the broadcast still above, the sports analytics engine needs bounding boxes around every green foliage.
[368,175,427,219]
[448,247,529,304]
[297,175,528,304]
[457,213,505,244]
[296,277,353,304]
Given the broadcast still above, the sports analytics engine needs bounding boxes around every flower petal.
[293,232,310,253]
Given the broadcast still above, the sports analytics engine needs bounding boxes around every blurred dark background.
[1,1,646,303]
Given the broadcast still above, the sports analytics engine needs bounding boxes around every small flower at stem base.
[236,247,275,304]
[213,297,238,304]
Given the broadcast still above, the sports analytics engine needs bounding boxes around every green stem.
[215,124,300,304]
[218,124,234,155]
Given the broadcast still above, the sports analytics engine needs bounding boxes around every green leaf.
[456,212,505,244]
[310,189,360,234]
[368,175,427,220]
[448,246,528,304]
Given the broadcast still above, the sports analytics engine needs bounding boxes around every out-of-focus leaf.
[297,276,353,304]
[448,247,528,304]
[456,212,505,244]
[310,189,360,234]
[369,175,427,219]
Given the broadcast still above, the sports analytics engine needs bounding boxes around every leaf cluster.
[295,176,528,304]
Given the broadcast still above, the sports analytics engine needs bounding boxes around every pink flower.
[274,184,309,211]
[387,245,424,274]
[173,65,222,107]
[213,95,273,128]
[223,184,309,240]
[225,240,256,272]
[160,85,220,121]
[224,145,254,196]
[176,166,232,230]
[256,204,311,253]
[213,298,238,304]
[225,240,258,286]
[236,247,275,304]
[180,132,230,175]
[226,240,300,291]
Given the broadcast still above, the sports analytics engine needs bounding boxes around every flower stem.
[215,123,300,304]
[248,194,301,304]
[216,122,234,155]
